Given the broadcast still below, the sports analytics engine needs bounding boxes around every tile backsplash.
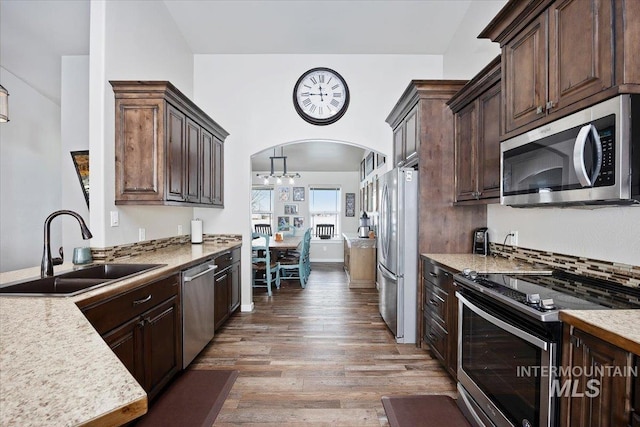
[490,243,640,288]
[91,234,242,262]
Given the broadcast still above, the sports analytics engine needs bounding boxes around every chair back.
[252,232,270,263]
[316,224,334,239]
[255,224,272,235]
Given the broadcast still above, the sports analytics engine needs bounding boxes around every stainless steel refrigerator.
[377,167,418,344]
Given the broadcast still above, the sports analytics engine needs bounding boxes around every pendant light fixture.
[256,147,301,184]
[0,85,9,123]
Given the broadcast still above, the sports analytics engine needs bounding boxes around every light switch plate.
[110,211,119,227]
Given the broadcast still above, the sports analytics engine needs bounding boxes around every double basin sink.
[0,263,165,297]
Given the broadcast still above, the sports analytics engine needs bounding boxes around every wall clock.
[293,67,350,125]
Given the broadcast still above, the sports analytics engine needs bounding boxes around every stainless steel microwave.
[501,95,639,207]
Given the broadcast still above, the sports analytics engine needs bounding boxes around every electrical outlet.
[110,211,119,227]
[177,225,183,235]
[138,228,146,242]
[510,231,519,246]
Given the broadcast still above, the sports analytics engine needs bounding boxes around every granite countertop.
[0,241,241,426]
[342,233,376,248]
[560,310,640,356]
[422,253,553,274]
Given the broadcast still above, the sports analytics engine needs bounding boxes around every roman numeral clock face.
[293,67,350,125]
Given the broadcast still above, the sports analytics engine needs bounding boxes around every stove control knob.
[526,294,541,304]
[540,298,555,310]
[469,270,478,280]
[462,268,472,277]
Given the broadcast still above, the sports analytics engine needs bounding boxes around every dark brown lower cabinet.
[214,247,241,330]
[421,257,457,380]
[560,325,634,427]
[82,273,182,401]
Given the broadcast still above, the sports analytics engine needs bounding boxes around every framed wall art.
[292,186,305,201]
[345,192,356,217]
[70,150,90,208]
[278,186,291,202]
[284,204,298,215]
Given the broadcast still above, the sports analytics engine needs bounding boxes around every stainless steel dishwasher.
[181,259,217,368]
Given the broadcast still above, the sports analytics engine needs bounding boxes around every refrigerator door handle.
[378,263,399,280]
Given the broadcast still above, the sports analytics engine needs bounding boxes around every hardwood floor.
[190,263,456,426]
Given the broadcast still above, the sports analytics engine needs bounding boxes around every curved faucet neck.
[41,210,93,277]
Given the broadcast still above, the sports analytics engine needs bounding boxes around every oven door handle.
[456,292,548,351]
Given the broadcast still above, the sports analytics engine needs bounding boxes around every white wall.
[193,54,443,308]
[0,67,62,272]
[89,0,196,248]
[488,204,640,266]
[442,1,505,79]
[61,55,90,256]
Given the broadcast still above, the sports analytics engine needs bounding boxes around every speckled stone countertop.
[422,253,553,274]
[0,241,241,426]
[560,310,640,355]
[342,233,376,248]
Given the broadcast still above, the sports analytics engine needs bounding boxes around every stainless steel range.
[454,269,640,427]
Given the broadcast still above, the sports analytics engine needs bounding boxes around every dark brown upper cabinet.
[111,81,228,208]
[480,0,640,139]
[448,56,501,204]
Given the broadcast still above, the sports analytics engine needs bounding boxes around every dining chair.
[315,224,334,239]
[252,232,280,296]
[254,224,272,235]
[278,231,310,289]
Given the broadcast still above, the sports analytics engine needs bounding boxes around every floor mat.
[135,369,238,427]
[381,395,471,427]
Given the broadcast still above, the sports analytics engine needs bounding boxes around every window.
[251,187,273,231]
[309,186,341,238]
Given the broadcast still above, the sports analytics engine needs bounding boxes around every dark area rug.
[381,395,471,427]
[135,369,238,427]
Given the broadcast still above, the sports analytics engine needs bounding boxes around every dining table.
[252,235,303,259]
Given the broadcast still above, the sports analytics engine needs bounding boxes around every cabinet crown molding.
[386,80,467,129]
[478,0,552,44]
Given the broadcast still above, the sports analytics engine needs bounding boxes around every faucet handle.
[52,246,64,266]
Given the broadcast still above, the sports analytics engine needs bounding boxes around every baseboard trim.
[309,258,344,263]
[241,303,254,312]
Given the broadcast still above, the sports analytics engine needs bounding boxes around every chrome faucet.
[41,210,93,277]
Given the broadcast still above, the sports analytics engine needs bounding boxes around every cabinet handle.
[428,333,437,341]
[133,294,152,306]
[429,298,439,306]
[216,274,228,282]
[536,105,545,114]
[429,272,438,278]
[546,101,555,111]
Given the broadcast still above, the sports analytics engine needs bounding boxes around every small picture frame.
[360,159,366,180]
[284,204,298,215]
[345,193,356,217]
[376,153,386,167]
[277,216,290,228]
[278,186,291,202]
[294,217,304,228]
[293,186,305,201]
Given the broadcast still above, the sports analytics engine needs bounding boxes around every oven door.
[456,292,556,427]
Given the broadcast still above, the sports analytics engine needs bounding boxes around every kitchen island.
[0,239,241,427]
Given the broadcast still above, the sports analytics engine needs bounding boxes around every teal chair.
[252,232,280,296]
[278,229,310,289]
[302,228,312,278]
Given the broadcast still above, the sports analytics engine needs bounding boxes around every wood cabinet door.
[214,270,230,330]
[561,327,632,427]
[166,105,186,202]
[102,317,145,386]
[184,117,201,203]
[393,126,404,167]
[143,296,181,401]
[230,262,241,313]
[115,99,163,201]
[503,12,548,134]
[455,102,478,201]
[404,108,419,165]
[212,137,224,206]
[547,0,613,114]
[477,83,501,200]
[200,128,215,205]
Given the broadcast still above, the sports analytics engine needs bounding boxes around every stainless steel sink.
[0,263,165,296]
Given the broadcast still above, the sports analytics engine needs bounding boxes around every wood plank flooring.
[190,263,456,426]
